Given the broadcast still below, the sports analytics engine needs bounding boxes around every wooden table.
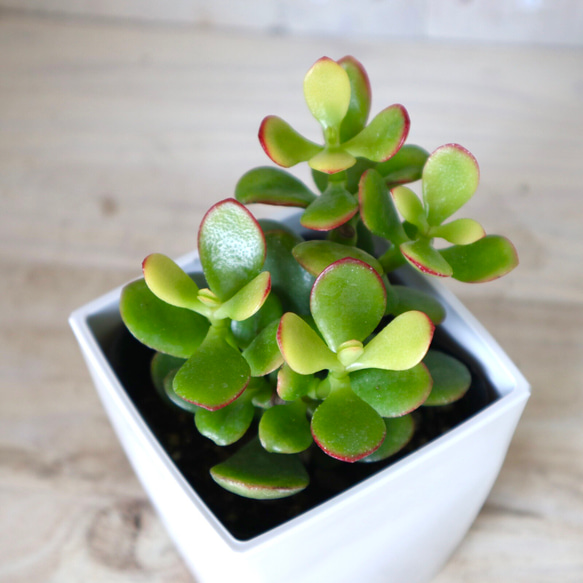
[1,12,582,582]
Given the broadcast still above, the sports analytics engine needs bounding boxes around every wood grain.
[0,12,582,583]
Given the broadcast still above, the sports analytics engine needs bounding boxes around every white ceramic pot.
[70,247,529,583]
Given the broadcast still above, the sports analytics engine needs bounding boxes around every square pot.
[70,247,529,583]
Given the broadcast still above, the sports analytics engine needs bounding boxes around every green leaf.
[142,253,205,312]
[173,328,250,411]
[348,311,434,372]
[310,258,386,352]
[263,228,314,315]
[150,352,186,401]
[350,364,432,417]
[338,55,371,142]
[400,239,453,277]
[360,415,414,463]
[390,285,446,325]
[235,166,317,208]
[293,240,383,277]
[359,169,408,244]
[214,271,271,321]
[242,319,283,377]
[301,184,358,231]
[376,144,429,186]
[391,186,427,231]
[423,350,472,406]
[198,198,266,301]
[311,386,386,462]
[308,148,357,174]
[422,143,480,226]
[231,292,283,350]
[163,370,200,413]
[343,105,410,162]
[120,279,209,358]
[439,235,519,282]
[210,438,309,500]
[277,312,340,375]
[303,56,351,129]
[277,363,315,401]
[259,401,313,454]
[259,115,322,168]
[432,218,485,245]
[195,396,254,446]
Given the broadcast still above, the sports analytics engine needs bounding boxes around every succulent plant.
[120,56,518,500]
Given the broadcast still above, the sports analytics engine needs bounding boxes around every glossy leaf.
[359,169,408,244]
[163,370,200,413]
[308,148,357,174]
[259,401,313,454]
[310,258,386,352]
[360,415,415,463]
[338,55,371,142]
[350,363,432,417]
[376,144,429,186]
[301,184,358,231]
[214,271,271,321]
[195,396,254,446]
[311,386,385,462]
[423,144,480,226]
[231,292,283,349]
[277,363,315,401]
[293,239,383,277]
[423,350,472,406]
[391,285,446,325]
[150,352,186,401]
[210,438,309,500]
[348,311,434,372]
[440,235,519,282]
[242,320,283,377]
[277,312,340,375]
[198,199,266,301]
[303,57,351,129]
[173,328,250,411]
[142,253,204,312]
[400,239,453,277]
[259,115,322,168]
[343,104,410,162]
[432,218,485,245]
[120,279,209,358]
[263,228,314,314]
[235,166,316,208]
[391,185,427,230]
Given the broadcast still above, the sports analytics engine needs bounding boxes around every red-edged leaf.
[259,115,322,168]
[311,386,386,462]
[235,166,316,208]
[300,184,358,231]
[198,198,266,301]
[439,235,519,282]
[359,169,408,244]
[338,55,371,142]
[343,104,410,162]
[400,239,453,277]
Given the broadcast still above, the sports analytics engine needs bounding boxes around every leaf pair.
[258,57,409,175]
[121,199,275,412]
[363,143,518,281]
[276,258,434,462]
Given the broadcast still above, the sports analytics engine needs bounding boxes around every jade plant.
[120,56,518,500]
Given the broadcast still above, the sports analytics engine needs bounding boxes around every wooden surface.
[2,1,583,46]
[1,12,582,583]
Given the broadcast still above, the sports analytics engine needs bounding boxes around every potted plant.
[70,56,530,583]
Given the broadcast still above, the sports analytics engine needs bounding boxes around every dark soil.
[104,321,498,542]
